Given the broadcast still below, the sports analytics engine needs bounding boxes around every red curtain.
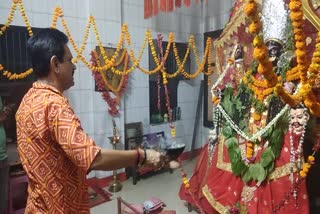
[145,0,206,18]
[175,0,182,8]
[184,0,191,7]
[153,0,159,16]
[160,0,167,12]
[144,0,153,19]
[167,0,174,12]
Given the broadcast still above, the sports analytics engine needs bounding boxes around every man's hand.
[144,149,161,168]
[142,149,181,170]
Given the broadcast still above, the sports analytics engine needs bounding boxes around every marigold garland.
[244,0,278,102]
[1,1,215,82]
[0,0,33,80]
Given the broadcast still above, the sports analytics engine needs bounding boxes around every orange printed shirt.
[16,82,101,213]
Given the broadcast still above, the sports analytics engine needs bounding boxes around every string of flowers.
[90,50,129,116]
[244,0,278,91]
[274,0,320,114]
[1,2,214,81]
[0,0,33,80]
[156,34,164,113]
[180,167,205,214]
[171,37,212,79]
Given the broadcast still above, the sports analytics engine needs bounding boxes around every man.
[0,97,14,214]
[15,28,168,213]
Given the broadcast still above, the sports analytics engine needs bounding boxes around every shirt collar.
[33,81,62,95]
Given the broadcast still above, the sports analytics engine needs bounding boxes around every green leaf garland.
[221,85,288,183]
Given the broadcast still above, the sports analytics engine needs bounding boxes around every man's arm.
[89,148,161,171]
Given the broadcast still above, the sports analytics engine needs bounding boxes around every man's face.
[58,45,76,91]
[266,41,283,67]
[289,108,309,134]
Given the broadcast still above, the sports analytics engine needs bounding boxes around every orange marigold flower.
[308,155,315,162]
[289,1,302,11]
[246,143,253,147]
[244,2,257,17]
[249,21,262,34]
[299,171,307,178]
[257,62,273,74]
[253,113,261,121]
[253,47,268,62]
[296,49,306,57]
[292,21,303,28]
[212,96,219,103]
[290,11,303,21]
[295,41,306,49]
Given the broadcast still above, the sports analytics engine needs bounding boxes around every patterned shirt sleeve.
[47,96,101,172]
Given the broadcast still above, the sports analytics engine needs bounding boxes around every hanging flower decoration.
[243,0,278,104]
[1,1,215,81]
[299,155,315,178]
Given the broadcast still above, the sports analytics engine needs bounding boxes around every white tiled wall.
[0,0,233,179]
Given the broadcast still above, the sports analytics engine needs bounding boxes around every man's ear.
[50,55,60,74]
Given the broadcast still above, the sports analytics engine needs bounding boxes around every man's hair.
[27,28,68,78]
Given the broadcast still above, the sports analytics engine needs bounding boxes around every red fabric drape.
[160,0,167,12]
[144,0,153,19]
[167,0,174,11]
[184,0,190,7]
[153,0,159,16]
[175,0,182,8]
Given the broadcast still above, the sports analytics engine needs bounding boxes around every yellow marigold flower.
[253,113,261,121]
[314,52,320,57]
[296,41,306,49]
[296,49,306,58]
[246,148,253,153]
[246,143,253,147]
[308,155,315,162]
[302,167,309,173]
[253,36,263,47]
[185,183,190,189]
[0,64,3,70]
[299,171,307,178]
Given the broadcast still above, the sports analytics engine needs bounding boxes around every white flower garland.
[216,104,289,142]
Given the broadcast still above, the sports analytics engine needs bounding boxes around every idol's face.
[289,108,310,134]
[266,40,283,67]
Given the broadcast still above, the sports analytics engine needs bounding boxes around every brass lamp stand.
[108,119,122,192]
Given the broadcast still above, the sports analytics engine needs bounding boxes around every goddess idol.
[179,0,320,213]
